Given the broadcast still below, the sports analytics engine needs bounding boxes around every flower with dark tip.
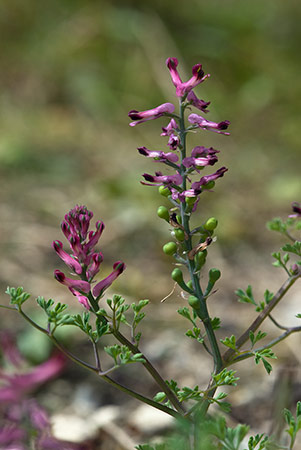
[166,57,209,97]
[54,270,90,294]
[187,91,210,113]
[188,113,230,134]
[52,240,83,275]
[138,147,179,163]
[142,171,182,186]
[289,202,301,218]
[93,262,126,298]
[128,103,175,126]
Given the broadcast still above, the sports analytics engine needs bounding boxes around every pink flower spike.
[138,147,179,163]
[54,270,90,294]
[128,103,175,126]
[52,240,82,275]
[93,261,126,298]
[188,113,230,134]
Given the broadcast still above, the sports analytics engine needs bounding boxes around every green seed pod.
[194,250,207,270]
[209,268,221,283]
[171,268,184,283]
[188,295,199,309]
[204,217,218,231]
[174,228,185,241]
[185,197,197,207]
[163,242,177,255]
[157,206,169,222]
[158,186,170,197]
[187,280,193,290]
[203,180,215,190]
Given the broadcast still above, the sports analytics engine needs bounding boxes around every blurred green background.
[0,0,300,307]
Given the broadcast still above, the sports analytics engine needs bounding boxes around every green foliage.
[104,344,145,366]
[36,296,73,330]
[235,285,257,306]
[6,286,31,307]
[212,369,239,388]
[254,348,277,374]
[283,401,301,450]
[220,335,238,351]
[249,330,267,348]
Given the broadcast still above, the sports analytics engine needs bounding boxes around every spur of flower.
[53,205,125,310]
[128,57,230,212]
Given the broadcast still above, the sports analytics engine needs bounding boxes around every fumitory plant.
[1,57,301,450]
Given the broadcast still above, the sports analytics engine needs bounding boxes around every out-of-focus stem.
[222,273,300,364]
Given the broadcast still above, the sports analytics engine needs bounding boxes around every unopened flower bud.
[290,263,299,275]
[163,242,177,255]
[157,206,170,222]
[204,217,218,231]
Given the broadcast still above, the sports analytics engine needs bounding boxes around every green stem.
[113,329,186,414]
[226,325,301,366]
[16,306,182,419]
[178,99,223,376]
[84,293,185,414]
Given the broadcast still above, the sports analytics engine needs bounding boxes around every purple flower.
[138,147,179,163]
[161,118,178,136]
[86,252,104,281]
[53,206,126,308]
[289,201,301,218]
[128,103,175,126]
[52,241,83,275]
[188,113,230,134]
[191,167,228,192]
[0,353,65,403]
[166,57,209,97]
[54,270,91,294]
[187,91,210,113]
[142,171,182,186]
[93,262,126,298]
[182,150,218,169]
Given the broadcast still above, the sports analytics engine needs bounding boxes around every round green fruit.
[204,217,218,231]
[174,228,185,241]
[163,242,177,255]
[157,206,169,221]
[158,186,170,197]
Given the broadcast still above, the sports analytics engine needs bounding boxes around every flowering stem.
[178,99,223,376]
